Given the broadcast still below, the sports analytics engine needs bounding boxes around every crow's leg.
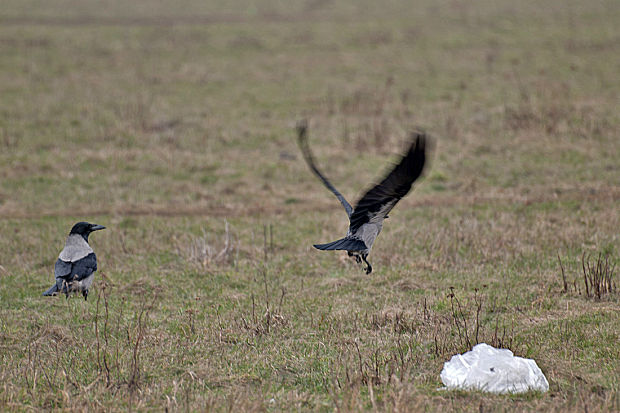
[82,289,88,301]
[347,251,362,264]
[62,280,70,299]
[361,254,372,274]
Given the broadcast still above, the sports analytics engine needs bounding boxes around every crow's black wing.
[349,133,427,233]
[47,258,72,295]
[54,258,72,280]
[71,253,97,281]
[296,120,354,217]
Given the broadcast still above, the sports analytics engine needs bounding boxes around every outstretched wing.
[296,120,354,217]
[349,133,427,233]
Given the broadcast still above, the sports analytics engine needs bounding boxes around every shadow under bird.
[296,121,428,274]
[42,221,105,300]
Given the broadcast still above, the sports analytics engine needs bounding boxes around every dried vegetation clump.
[558,252,617,299]
[176,220,238,268]
[581,253,616,299]
[18,282,158,409]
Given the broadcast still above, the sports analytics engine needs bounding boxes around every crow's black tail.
[313,237,367,251]
[42,283,59,296]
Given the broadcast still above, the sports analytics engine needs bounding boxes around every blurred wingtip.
[295,119,308,138]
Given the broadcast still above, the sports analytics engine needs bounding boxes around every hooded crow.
[42,221,105,300]
[296,121,427,274]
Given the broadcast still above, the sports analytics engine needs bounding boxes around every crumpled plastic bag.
[440,343,549,394]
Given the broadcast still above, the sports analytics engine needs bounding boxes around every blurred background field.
[0,0,618,411]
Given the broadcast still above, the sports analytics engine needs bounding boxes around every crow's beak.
[91,224,106,231]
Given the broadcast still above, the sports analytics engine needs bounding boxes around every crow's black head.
[70,222,105,241]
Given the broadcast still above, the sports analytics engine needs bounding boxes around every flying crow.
[296,121,427,274]
[43,222,105,300]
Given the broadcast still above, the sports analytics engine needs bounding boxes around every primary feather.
[349,134,426,233]
[296,120,354,217]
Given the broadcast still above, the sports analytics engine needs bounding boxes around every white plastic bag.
[440,343,549,394]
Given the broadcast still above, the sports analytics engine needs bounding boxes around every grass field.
[1,0,619,411]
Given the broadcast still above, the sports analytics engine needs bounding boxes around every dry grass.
[582,253,617,299]
[1,0,619,411]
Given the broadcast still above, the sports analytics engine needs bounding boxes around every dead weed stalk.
[180,220,237,268]
[557,252,616,298]
[582,253,616,299]
[93,281,157,393]
[242,266,287,337]
[446,287,516,353]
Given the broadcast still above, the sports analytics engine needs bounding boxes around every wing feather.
[296,120,354,217]
[349,133,427,232]
[54,258,72,279]
[71,253,97,281]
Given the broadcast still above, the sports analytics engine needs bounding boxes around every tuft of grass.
[176,221,238,269]
[582,253,616,299]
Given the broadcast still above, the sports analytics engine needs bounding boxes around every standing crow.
[43,222,105,300]
[296,121,427,274]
